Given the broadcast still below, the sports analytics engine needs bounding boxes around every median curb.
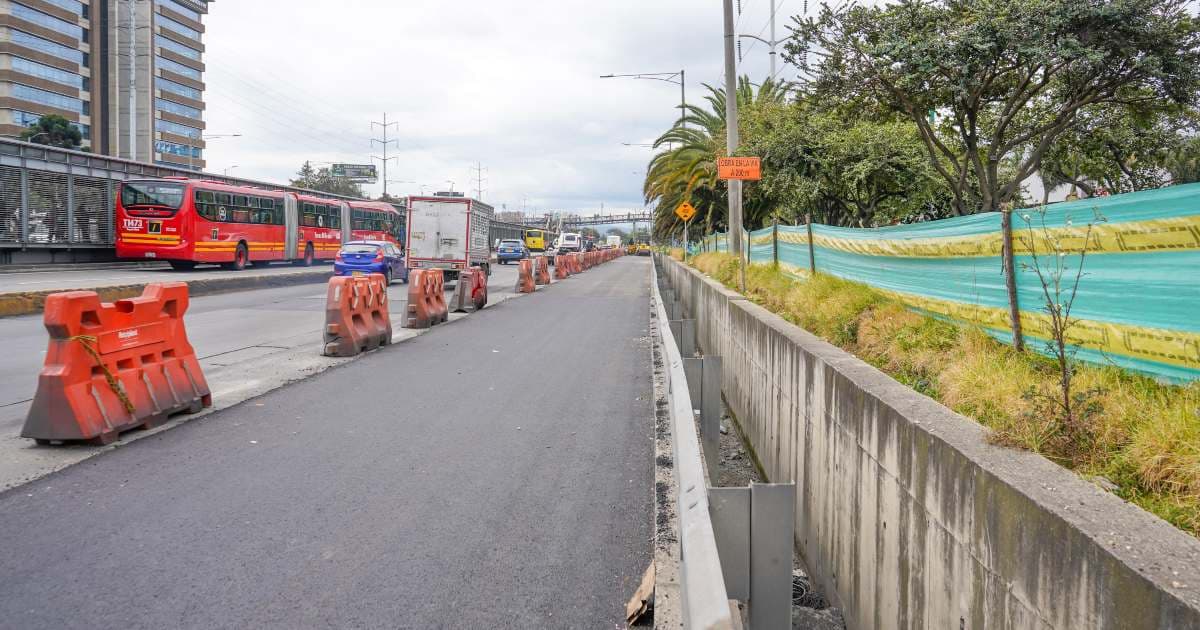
[0,269,332,318]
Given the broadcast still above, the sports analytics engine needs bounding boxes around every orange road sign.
[717,157,762,180]
[675,202,697,222]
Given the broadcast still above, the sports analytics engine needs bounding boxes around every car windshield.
[500,240,522,247]
[122,182,185,209]
[342,244,380,254]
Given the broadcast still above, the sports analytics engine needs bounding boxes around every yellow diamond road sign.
[675,202,696,222]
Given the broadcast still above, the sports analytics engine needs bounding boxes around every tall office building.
[0,0,211,169]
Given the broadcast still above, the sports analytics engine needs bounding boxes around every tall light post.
[599,70,687,129]
[188,133,241,172]
[223,165,239,176]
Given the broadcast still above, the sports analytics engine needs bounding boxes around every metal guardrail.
[652,257,738,629]
[653,254,797,629]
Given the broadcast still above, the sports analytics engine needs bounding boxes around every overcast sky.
[201,0,804,215]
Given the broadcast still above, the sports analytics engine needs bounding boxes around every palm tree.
[643,77,790,241]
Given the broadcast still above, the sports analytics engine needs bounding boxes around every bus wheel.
[223,243,248,271]
[169,261,196,271]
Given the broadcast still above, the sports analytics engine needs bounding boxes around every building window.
[157,77,201,100]
[11,3,84,39]
[8,29,85,64]
[155,118,201,138]
[156,0,201,22]
[155,97,201,119]
[156,56,201,81]
[11,56,84,89]
[155,139,200,158]
[14,110,89,139]
[40,0,83,14]
[157,14,201,40]
[155,34,200,60]
[12,83,84,112]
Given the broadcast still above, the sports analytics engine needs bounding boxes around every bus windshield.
[122,182,185,210]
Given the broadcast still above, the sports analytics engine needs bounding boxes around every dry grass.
[688,252,1200,536]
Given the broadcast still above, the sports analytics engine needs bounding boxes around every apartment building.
[0,0,211,169]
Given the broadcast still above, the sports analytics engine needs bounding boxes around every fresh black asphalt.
[0,256,654,629]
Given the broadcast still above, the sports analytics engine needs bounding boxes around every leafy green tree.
[290,161,364,197]
[741,99,952,226]
[20,114,82,149]
[1163,135,1200,184]
[644,77,790,239]
[788,0,1200,214]
[1038,102,1198,199]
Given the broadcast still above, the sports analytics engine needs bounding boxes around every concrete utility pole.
[738,0,781,82]
[371,113,399,198]
[724,0,745,290]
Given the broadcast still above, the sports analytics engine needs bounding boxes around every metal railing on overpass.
[0,138,386,264]
[517,212,652,228]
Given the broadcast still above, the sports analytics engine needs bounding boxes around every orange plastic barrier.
[21,283,212,445]
[555,256,569,280]
[535,256,551,285]
[429,270,449,322]
[407,269,450,328]
[323,274,392,357]
[516,259,536,293]
[570,254,582,274]
[451,267,489,313]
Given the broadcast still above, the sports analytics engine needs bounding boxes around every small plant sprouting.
[1016,207,1107,459]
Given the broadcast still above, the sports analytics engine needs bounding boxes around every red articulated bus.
[116,178,351,270]
[348,200,404,246]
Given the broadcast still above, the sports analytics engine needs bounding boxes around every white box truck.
[406,195,494,279]
[606,235,622,249]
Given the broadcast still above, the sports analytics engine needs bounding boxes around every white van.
[555,232,582,253]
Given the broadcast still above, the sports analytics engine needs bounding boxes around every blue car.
[334,241,409,284]
[496,238,529,264]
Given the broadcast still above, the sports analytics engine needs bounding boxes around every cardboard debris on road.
[625,563,655,625]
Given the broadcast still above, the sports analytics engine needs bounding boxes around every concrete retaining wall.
[659,256,1200,630]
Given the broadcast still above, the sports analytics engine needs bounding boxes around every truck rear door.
[408,199,468,265]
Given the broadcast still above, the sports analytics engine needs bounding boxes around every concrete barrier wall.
[660,256,1200,630]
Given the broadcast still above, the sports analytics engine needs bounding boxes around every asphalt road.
[0,261,337,294]
[0,265,521,432]
[0,256,653,628]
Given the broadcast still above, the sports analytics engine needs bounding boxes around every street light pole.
[599,71,687,130]
[724,0,745,290]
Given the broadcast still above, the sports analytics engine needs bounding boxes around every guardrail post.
[671,319,696,358]
[750,483,796,629]
[683,355,722,482]
[709,487,750,600]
